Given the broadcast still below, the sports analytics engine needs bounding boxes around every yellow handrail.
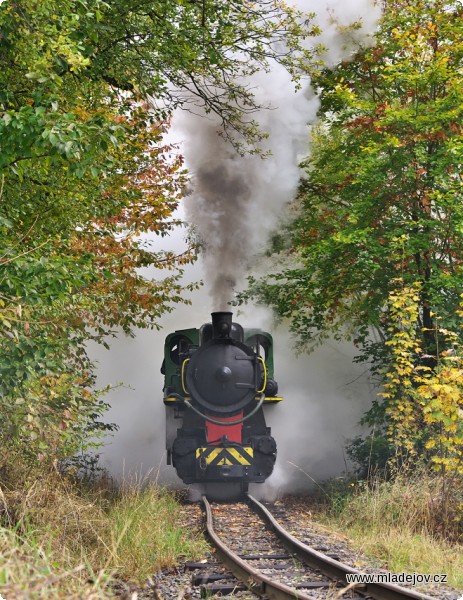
[257,356,267,394]
[181,358,190,394]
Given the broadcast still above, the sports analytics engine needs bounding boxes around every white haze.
[94,0,381,494]
[94,255,376,494]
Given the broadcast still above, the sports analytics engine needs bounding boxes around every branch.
[0,240,49,266]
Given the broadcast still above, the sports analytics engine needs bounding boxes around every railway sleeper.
[239,553,290,560]
[191,572,235,585]
[200,583,248,597]
[294,581,342,589]
[184,561,221,570]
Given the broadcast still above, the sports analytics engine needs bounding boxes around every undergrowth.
[315,471,463,589]
[0,455,207,598]
[106,481,207,582]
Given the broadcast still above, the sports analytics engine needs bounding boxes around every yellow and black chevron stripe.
[196,446,254,466]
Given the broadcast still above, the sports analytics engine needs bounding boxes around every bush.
[346,434,393,478]
[323,469,463,543]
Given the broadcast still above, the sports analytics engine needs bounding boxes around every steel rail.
[202,495,314,600]
[247,494,437,600]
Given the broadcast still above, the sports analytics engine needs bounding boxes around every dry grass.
[0,463,207,598]
[105,481,208,581]
[316,473,463,589]
[0,518,112,599]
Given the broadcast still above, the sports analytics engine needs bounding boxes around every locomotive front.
[163,312,281,493]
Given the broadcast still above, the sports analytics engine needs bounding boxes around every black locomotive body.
[162,312,282,492]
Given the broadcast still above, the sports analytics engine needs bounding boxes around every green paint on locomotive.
[162,328,199,400]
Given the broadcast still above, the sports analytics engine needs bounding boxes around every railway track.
[201,494,438,600]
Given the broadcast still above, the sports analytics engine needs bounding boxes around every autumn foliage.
[383,281,463,476]
[242,0,463,486]
[0,2,197,464]
[0,0,324,467]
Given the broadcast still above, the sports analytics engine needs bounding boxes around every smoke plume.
[94,277,376,493]
[176,0,381,311]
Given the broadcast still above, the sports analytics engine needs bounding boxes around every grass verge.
[313,473,463,589]
[0,464,208,598]
[105,481,207,582]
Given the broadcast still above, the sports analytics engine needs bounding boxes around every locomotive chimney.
[211,311,232,339]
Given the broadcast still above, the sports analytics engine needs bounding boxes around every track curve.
[247,494,437,600]
[202,494,314,600]
[202,494,438,600]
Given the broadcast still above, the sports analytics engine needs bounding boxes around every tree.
[241,0,463,465]
[0,0,320,462]
[1,0,318,151]
[245,0,463,360]
[0,108,193,461]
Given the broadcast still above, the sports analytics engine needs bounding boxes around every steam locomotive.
[162,312,282,494]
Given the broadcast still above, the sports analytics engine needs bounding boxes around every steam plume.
[176,0,381,311]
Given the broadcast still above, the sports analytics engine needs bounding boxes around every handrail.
[257,356,267,393]
[181,358,190,394]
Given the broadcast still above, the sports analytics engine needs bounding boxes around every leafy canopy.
[239,0,463,475]
[243,0,463,361]
[0,0,320,462]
